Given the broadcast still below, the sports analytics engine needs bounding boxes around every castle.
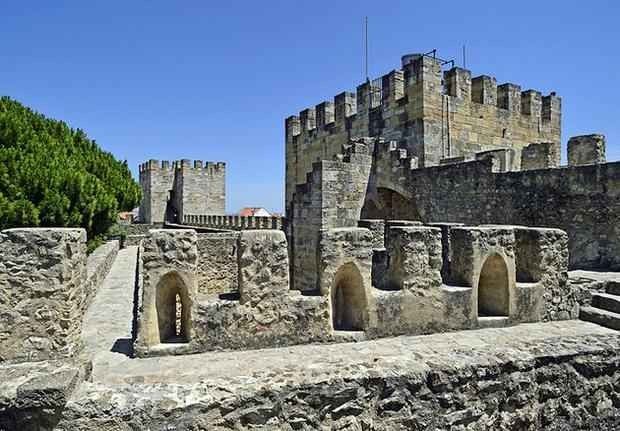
[1,51,620,430]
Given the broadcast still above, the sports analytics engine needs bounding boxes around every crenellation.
[315,101,335,128]
[497,83,522,112]
[444,67,472,100]
[471,75,497,105]
[285,115,301,138]
[299,107,316,131]
[521,89,542,116]
[542,92,561,125]
[286,53,561,206]
[382,69,405,102]
[334,91,356,122]
[139,158,226,223]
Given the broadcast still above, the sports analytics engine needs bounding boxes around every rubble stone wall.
[195,232,239,296]
[0,229,88,363]
[410,159,620,270]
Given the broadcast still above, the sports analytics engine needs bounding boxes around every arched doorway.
[477,254,510,317]
[156,272,191,343]
[331,263,367,331]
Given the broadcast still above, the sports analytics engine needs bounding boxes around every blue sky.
[1,1,618,213]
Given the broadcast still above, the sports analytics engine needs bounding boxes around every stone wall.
[285,53,561,213]
[138,160,174,224]
[290,141,372,292]
[0,229,87,363]
[408,159,620,270]
[134,229,331,357]
[568,134,606,166]
[138,159,225,224]
[173,160,226,221]
[14,322,618,431]
[183,214,284,231]
[195,232,239,295]
[134,223,576,356]
[83,240,120,313]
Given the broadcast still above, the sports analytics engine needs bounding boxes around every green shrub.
[0,96,141,240]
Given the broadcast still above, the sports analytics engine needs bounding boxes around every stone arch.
[477,253,510,317]
[156,271,191,343]
[331,263,367,331]
[361,187,421,221]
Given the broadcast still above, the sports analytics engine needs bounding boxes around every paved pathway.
[81,246,138,380]
[92,319,617,386]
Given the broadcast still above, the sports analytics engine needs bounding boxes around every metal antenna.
[462,44,466,69]
[364,16,369,81]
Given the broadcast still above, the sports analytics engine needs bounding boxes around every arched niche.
[156,272,191,343]
[361,187,421,221]
[477,254,510,317]
[331,263,368,331]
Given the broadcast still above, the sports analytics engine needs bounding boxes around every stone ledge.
[0,359,88,430]
[49,321,620,430]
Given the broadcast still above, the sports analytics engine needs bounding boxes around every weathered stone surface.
[407,159,620,270]
[238,230,289,303]
[291,141,372,292]
[196,232,239,295]
[133,229,199,356]
[135,229,331,356]
[514,227,572,321]
[385,226,442,291]
[0,359,85,431]
[568,134,606,166]
[0,228,88,364]
[138,159,225,224]
[48,321,620,430]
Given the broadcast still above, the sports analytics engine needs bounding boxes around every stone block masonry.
[138,159,225,224]
[0,229,117,364]
[134,229,331,356]
[182,213,284,230]
[568,134,606,166]
[285,53,561,214]
[408,158,620,270]
[19,321,620,430]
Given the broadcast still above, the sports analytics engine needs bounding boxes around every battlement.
[285,51,562,209]
[139,159,226,173]
[286,53,560,138]
[138,158,226,224]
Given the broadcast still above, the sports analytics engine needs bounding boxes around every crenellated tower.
[285,52,562,215]
[138,159,226,223]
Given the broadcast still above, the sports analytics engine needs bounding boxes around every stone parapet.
[0,228,88,363]
[182,214,284,230]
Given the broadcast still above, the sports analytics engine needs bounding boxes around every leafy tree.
[0,96,141,240]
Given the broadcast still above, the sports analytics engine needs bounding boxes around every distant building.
[239,207,271,217]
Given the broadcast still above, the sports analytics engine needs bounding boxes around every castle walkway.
[81,245,138,381]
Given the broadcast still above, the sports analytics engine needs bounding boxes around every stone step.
[477,316,510,329]
[592,292,620,314]
[580,306,620,331]
[606,280,620,296]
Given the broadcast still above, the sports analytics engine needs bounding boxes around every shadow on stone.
[111,338,133,356]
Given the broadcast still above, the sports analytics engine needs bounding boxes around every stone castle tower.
[285,52,561,215]
[138,159,226,224]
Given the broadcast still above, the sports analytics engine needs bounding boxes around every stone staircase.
[580,281,620,330]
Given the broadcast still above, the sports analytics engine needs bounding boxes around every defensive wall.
[0,229,118,364]
[285,52,561,213]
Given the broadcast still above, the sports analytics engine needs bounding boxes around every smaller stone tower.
[172,160,226,222]
[139,159,226,224]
